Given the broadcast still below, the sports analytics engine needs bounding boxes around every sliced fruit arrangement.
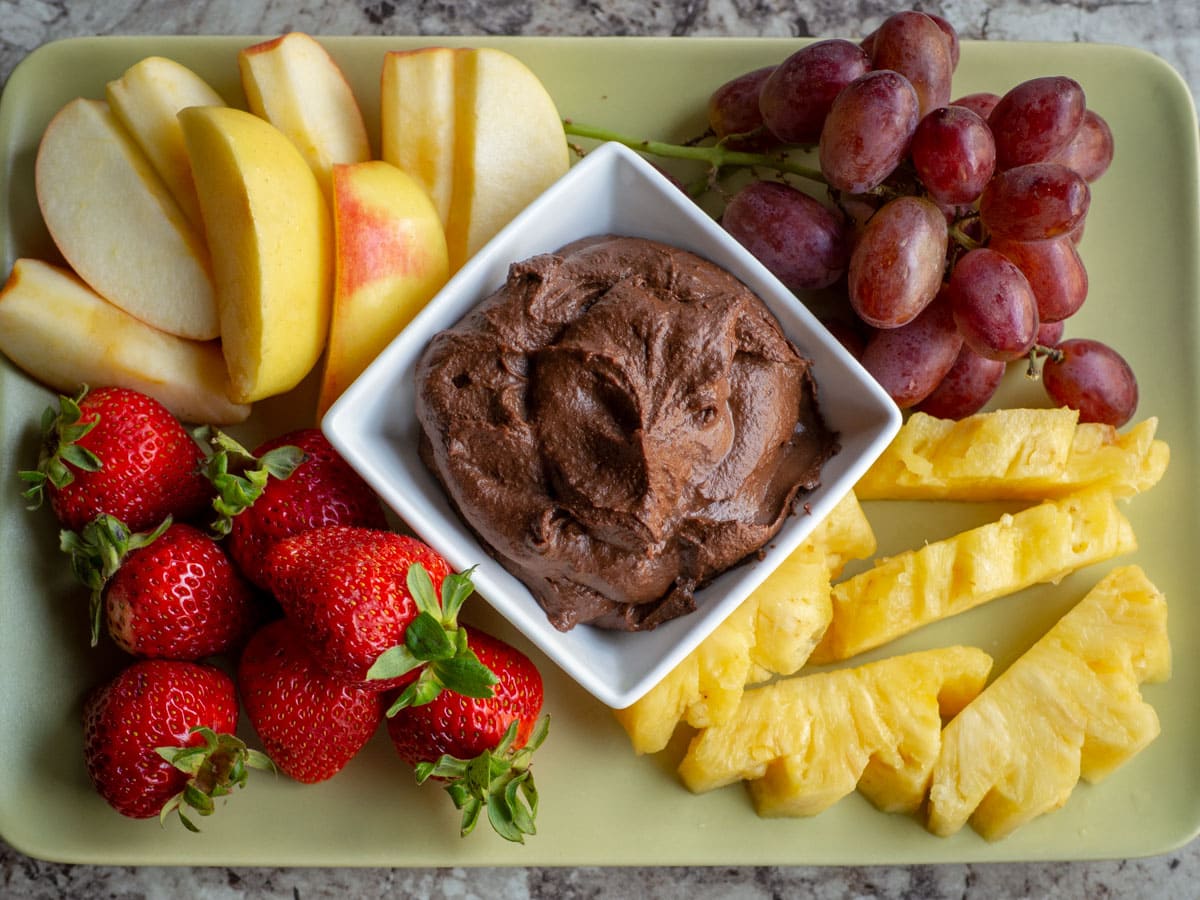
[810,485,1137,664]
[565,9,1135,427]
[320,159,449,417]
[0,36,569,423]
[238,32,371,198]
[0,259,250,425]
[180,104,333,404]
[622,405,1171,840]
[928,564,1170,840]
[105,55,228,230]
[381,46,570,271]
[614,489,876,755]
[677,646,994,813]
[0,14,1179,851]
[34,97,219,341]
[16,379,549,839]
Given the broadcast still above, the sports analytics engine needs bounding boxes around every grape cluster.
[702,11,1136,426]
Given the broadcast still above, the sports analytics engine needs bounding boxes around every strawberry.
[238,618,384,783]
[199,427,386,589]
[82,658,271,829]
[20,385,211,532]
[386,629,549,843]
[265,525,495,704]
[62,514,260,657]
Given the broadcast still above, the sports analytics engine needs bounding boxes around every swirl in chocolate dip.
[415,235,838,632]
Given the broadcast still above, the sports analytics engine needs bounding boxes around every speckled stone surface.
[2,2,1198,897]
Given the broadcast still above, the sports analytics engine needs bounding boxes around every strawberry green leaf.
[59,442,102,472]
[195,427,306,536]
[404,611,456,661]
[61,514,171,646]
[159,745,208,775]
[153,727,273,832]
[184,783,214,816]
[366,644,425,682]
[460,796,485,838]
[20,386,103,508]
[440,567,477,623]
[385,670,444,716]
[431,652,499,699]
[413,716,549,843]
[246,749,275,772]
[406,563,440,619]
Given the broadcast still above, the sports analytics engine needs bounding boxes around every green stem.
[1025,343,1065,379]
[949,215,983,252]
[563,120,827,185]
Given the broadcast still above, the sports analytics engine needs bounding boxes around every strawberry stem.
[19,385,102,510]
[415,716,550,843]
[156,726,275,832]
[60,513,172,646]
[193,427,306,536]
[368,563,498,713]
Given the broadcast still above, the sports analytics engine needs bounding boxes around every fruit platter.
[1,29,1199,867]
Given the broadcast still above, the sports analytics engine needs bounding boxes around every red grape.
[819,70,921,194]
[870,10,954,115]
[848,195,948,328]
[708,66,776,149]
[916,345,1006,419]
[860,289,963,408]
[988,76,1086,170]
[925,12,961,69]
[979,162,1091,241]
[948,247,1039,361]
[1037,319,1066,346]
[990,236,1088,323]
[759,40,871,144]
[1050,109,1115,182]
[910,105,997,205]
[952,92,1001,120]
[721,180,849,291]
[1042,338,1138,427]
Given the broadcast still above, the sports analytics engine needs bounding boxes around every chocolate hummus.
[415,235,838,632]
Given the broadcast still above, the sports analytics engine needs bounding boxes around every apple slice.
[380,47,457,225]
[106,55,227,230]
[381,47,570,271]
[0,259,249,425]
[239,32,371,197]
[179,105,332,405]
[318,160,449,417]
[34,98,219,340]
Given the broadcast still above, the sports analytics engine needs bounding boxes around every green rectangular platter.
[1,34,1198,867]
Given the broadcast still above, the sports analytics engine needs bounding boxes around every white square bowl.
[323,141,901,709]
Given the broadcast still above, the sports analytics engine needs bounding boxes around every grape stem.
[562,119,827,184]
[1025,343,1066,379]
[949,215,984,252]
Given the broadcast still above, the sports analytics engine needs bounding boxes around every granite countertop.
[2,1,1198,897]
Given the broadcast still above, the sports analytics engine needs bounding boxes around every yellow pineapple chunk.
[614,491,875,755]
[810,487,1136,665]
[927,565,1170,840]
[856,409,1168,501]
[678,646,993,819]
